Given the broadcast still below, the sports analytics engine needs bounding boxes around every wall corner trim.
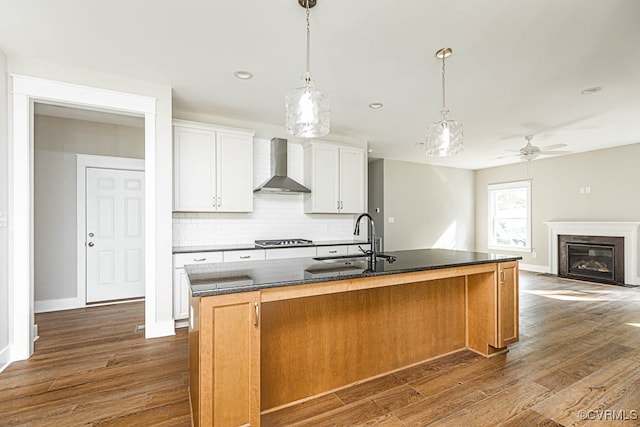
[144,320,176,339]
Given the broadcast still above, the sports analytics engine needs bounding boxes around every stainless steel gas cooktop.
[254,239,314,248]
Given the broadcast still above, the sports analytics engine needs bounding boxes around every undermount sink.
[312,253,397,264]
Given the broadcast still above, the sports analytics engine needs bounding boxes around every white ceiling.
[2,0,640,170]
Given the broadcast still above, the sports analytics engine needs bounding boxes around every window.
[488,180,531,252]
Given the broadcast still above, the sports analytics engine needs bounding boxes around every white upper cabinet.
[173,120,254,212]
[303,141,366,213]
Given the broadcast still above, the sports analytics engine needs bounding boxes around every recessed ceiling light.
[581,86,602,95]
[234,70,254,80]
[368,102,384,109]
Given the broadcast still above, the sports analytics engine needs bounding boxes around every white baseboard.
[145,320,176,338]
[35,297,84,313]
[519,263,550,274]
[0,345,11,374]
[174,319,189,329]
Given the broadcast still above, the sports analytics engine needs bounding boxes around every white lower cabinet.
[173,252,223,320]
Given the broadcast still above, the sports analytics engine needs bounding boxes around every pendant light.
[285,0,330,138]
[425,48,463,156]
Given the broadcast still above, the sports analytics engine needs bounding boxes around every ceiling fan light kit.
[285,0,330,138]
[425,47,464,157]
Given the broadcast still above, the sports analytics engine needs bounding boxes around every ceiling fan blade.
[540,143,568,151]
[504,149,523,153]
[539,150,572,155]
[495,153,521,159]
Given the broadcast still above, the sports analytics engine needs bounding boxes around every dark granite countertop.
[187,249,522,297]
[173,240,370,254]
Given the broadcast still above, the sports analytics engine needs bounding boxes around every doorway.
[10,75,165,361]
[34,108,145,312]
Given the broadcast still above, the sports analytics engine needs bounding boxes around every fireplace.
[558,235,624,285]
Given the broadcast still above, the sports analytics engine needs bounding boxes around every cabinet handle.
[193,258,206,262]
[240,255,251,259]
[217,196,221,208]
[340,201,343,209]
[500,270,506,285]
[337,200,340,210]
[328,250,337,253]
[254,303,259,327]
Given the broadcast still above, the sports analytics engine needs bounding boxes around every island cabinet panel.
[466,272,498,355]
[497,261,519,347]
[260,277,466,410]
[190,292,260,427]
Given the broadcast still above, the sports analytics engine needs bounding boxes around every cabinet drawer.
[265,247,316,260]
[316,246,348,257]
[223,249,266,262]
[173,251,223,268]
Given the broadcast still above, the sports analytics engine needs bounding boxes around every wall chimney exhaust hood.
[254,138,311,194]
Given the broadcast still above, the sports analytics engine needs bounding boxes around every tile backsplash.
[172,138,359,247]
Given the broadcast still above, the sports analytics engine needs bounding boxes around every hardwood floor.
[1,272,639,426]
[0,302,191,426]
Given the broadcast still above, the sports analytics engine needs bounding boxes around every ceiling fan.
[500,135,571,161]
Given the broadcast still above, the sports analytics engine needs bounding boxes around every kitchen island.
[187,249,521,427]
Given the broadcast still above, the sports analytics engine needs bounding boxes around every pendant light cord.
[441,54,448,119]
[305,0,311,80]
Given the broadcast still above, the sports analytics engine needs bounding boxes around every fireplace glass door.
[567,243,615,282]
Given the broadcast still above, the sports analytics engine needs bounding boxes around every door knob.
[88,242,95,247]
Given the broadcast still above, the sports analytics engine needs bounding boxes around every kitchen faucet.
[354,213,376,263]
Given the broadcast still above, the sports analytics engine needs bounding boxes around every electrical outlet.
[585,186,591,194]
[579,187,585,194]
[388,217,395,224]
[0,211,7,227]
[531,251,537,258]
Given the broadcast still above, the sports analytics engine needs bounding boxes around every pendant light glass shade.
[285,0,330,138]
[425,48,463,156]
[285,73,330,138]
[425,117,463,156]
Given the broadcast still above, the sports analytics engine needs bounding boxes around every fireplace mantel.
[543,221,640,285]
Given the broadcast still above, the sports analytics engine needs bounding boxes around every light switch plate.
[388,217,395,224]
[0,211,7,227]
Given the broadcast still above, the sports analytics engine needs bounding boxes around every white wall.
[368,159,384,250]
[34,115,144,305]
[382,159,475,252]
[173,138,357,246]
[475,143,640,275]
[0,49,10,370]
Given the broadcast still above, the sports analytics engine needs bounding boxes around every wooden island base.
[189,261,518,426]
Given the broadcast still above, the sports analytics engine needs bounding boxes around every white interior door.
[86,167,145,303]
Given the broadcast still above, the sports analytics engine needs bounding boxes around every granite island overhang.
[186,249,522,427]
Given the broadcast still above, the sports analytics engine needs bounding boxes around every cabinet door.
[174,126,216,211]
[339,147,366,213]
[216,132,253,212]
[497,261,519,347]
[174,252,223,321]
[198,292,261,427]
[173,268,190,320]
[306,144,340,213]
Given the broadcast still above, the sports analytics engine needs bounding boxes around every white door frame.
[10,75,158,360]
[77,154,145,308]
